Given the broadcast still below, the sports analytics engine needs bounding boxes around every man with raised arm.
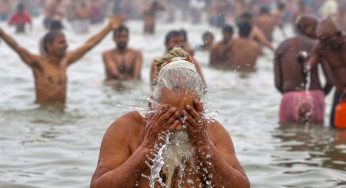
[91,48,250,188]
[307,19,346,127]
[0,15,124,108]
[102,25,143,81]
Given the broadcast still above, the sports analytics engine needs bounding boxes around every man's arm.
[102,51,121,80]
[132,50,143,80]
[274,43,284,93]
[150,61,158,88]
[184,101,249,188]
[90,118,151,188]
[66,15,124,65]
[0,28,39,67]
[197,122,250,188]
[320,59,335,95]
[91,106,179,188]
[252,27,275,52]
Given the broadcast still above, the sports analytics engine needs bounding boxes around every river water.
[0,18,345,188]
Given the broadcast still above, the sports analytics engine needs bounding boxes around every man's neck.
[46,54,63,65]
[116,48,128,54]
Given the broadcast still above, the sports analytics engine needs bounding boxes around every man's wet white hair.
[152,50,205,101]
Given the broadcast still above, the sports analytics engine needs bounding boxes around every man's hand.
[141,105,179,149]
[183,99,209,147]
[108,15,125,30]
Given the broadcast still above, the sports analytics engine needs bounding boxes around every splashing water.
[143,133,171,188]
[301,63,313,124]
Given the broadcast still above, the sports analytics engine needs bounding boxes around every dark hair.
[277,2,286,10]
[165,30,181,44]
[202,31,214,40]
[113,25,129,37]
[42,31,63,53]
[240,12,253,21]
[49,20,64,31]
[17,3,24,12]
[259,6,270,15]
[179,29,188,42]
[238,22,252,38]
[223,24,234,34]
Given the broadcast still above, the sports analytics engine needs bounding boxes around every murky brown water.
[0,18,345,188]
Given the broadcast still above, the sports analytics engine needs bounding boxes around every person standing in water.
[8,3,32,33]
[275,15,333,125]
[143,0,164,34]
[150,31,205,87]
[307,19,346,127]
[209,24,234,69]
[91,48,250,188]
[102,25,143,81]
[229,21,262,72]
[0,15,124,108]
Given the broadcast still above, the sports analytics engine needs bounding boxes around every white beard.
[162,131,195,187]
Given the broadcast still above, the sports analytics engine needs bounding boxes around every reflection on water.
[273,126,346,172]
[0,18,346,188]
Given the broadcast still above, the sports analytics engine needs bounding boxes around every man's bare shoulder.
[106,111,144,138]
[128,48,143,55]
[102,49,114,57]
[206,120,232,144]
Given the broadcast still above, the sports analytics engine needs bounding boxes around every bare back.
[254,15,277,41]
[316,37,346,92]
[275,36,323,93]
[229,38,261,72]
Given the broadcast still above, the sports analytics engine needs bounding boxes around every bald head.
[296,14,318,39]
[316,19,340,40]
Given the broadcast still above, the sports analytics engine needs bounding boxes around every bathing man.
[307,19,346,126]
[229,21,261,72]
[209,24,234,69]
[91,48,250,188]
[0,15,124,107]
[275,15,333,125]
[102,25,143,81]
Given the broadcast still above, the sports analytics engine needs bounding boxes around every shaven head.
[296,14,318,39]
[316,19,341,41]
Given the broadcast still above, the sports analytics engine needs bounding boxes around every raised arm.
[0,28,38,67]
[66,15,124,65]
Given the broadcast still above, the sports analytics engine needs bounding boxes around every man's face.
[114,31,129,50]
[49,34,68,57]
[166,36,185,51]
[303,23,317,39]
[204,35,214,45]
[158,86,198,122]
[223,31,233,43]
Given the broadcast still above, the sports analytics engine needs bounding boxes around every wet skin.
[103,31,143,81]
[91,88,249,188]
[0,16,124,107]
